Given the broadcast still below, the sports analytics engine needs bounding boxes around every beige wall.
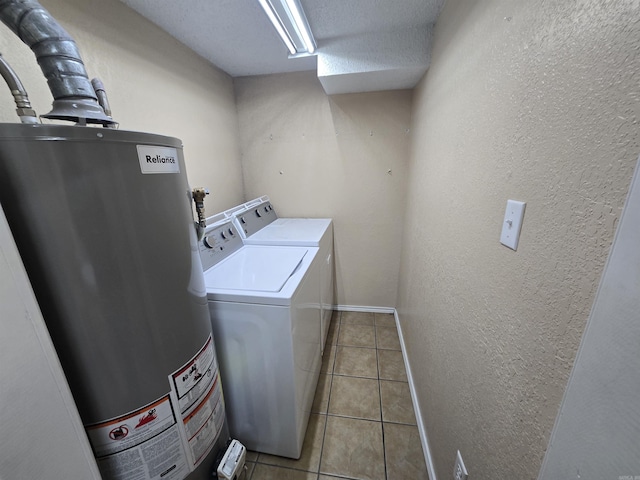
[0,0,244,212]
[398,1,640,479]
[4,1,639,478]
[235,71,411,307]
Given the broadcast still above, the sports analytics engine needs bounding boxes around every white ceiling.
[119,0,445,94]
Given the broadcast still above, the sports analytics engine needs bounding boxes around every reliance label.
[137,145,180,174]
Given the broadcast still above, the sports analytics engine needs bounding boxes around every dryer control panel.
[232,200,277,238]
[199,220,243,271]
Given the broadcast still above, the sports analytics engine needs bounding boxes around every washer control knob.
[220,231,226,240]
[228,228,234,236]
[203,236,216,249]
[241,216,246,224]
[264,206,269,213]
[256,208,262,217]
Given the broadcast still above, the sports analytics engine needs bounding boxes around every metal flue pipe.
[0,0,115,125]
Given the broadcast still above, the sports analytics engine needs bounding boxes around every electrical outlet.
[453,450,468,480]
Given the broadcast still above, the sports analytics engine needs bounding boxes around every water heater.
[0,124,229,480]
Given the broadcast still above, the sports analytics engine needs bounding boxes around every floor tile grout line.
[374,317,389,480]
[249,459,377,479]
[323,412,384,423]
[331,370,407,380]
[331,373,378,380]
[382,419,419,427]
[249,460,328,476]
[316,311,339,478]
[331,311,385,480]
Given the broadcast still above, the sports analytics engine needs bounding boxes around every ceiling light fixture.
[257,0,316,57]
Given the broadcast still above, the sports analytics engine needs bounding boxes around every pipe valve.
[192,187,209,241]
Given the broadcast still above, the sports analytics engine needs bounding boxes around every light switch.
[500,200,526,250]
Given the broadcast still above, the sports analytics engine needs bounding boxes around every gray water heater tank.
[0,124,229,480]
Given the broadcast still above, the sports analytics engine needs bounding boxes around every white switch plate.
[500,200,526,250]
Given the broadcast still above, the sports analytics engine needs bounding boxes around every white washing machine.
[199,219,321,459]
[225,196,335,353]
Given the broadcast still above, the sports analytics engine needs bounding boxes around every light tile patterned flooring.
[243,311,429,480]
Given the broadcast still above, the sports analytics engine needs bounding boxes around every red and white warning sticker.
[170,336,216,409]
[86,396,189,480]
[169,334,225,468]
[84,335,225,480]
[182,374,225,465]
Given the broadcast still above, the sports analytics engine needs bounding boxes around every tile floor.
[242,311,429,480]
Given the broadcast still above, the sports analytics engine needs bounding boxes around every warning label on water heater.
[137,145,180,174]
[169,335,226,468]
[86,396,190,480]
[85,335,225,480]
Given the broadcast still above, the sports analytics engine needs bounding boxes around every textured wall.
[235,71,411,307]
[0,0,244,212]
[397,0,640,479]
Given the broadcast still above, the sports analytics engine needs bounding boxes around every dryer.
[200,220,321,459]
[228,196,334,353]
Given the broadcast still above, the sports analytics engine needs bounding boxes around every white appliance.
[224,196,335,353]
[200,220,321,459]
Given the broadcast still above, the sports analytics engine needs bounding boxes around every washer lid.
[205,246,307,292]
[244,218,332,246]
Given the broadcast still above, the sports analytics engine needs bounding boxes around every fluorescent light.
[284,0,315,54]
[258,0,297,54]
[257,0,316,56]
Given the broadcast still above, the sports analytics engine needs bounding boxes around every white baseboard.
[394,309,438,480]
[333,304,395,314]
